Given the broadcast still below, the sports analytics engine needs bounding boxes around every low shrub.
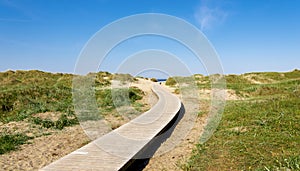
[165,77,176,86]
[0,133,32,154]
[150,78,158,82]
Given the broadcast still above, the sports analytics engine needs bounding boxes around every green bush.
[55,114,78,130]
[165,77,177,86]
[128,86,144,101]
[150,78,158,82]
[174,88,180,94]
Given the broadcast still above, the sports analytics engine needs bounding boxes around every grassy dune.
[0,70,145,154]
[183,69,300,170]
[1,69,299,170]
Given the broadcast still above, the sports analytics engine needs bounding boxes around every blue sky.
[0,0,299,76]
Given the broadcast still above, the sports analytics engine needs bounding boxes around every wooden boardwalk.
[40,84,181,171]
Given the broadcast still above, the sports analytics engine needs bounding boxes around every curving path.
[40,84,181,171]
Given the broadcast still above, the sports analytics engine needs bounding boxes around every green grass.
[0,70,116,123]
[0,133,32,154]
[243,69,300,82]
[31,114,79,130]
[95,86,145,114]
[0,70,75,123]
[113,73,138,84]
[262,156,300,170]
[182,69,300,170]
[166,76,197,86]
[0,70,147,155]
[0,70,145,123]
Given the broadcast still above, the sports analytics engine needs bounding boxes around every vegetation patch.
[0,70,117,123]
[96,86,144,113]
[0,133,32,154]
[32,114,78,130]
[0,70,74,123]
[0,70,147,157]
[165,77,177,86]
[113,73,137,84]
[182,69,300,170]
[150,78,158,82]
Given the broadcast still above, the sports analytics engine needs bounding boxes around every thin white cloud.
[194,1,228,31]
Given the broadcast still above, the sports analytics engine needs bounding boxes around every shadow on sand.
[120,103,185,171]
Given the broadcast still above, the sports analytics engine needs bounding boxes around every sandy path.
[143,83,239,170]
[130,78,158,108]
[142,83,210,171]
[143,113,209,171]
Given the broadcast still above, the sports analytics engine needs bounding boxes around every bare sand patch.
[0,125,89,170]
[32,112,61,121]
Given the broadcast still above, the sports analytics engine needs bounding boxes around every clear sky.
[0,0,299,76]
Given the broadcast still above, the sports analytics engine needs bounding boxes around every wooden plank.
[40,84,181,171]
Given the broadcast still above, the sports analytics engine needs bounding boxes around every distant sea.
[157,78,167,82]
